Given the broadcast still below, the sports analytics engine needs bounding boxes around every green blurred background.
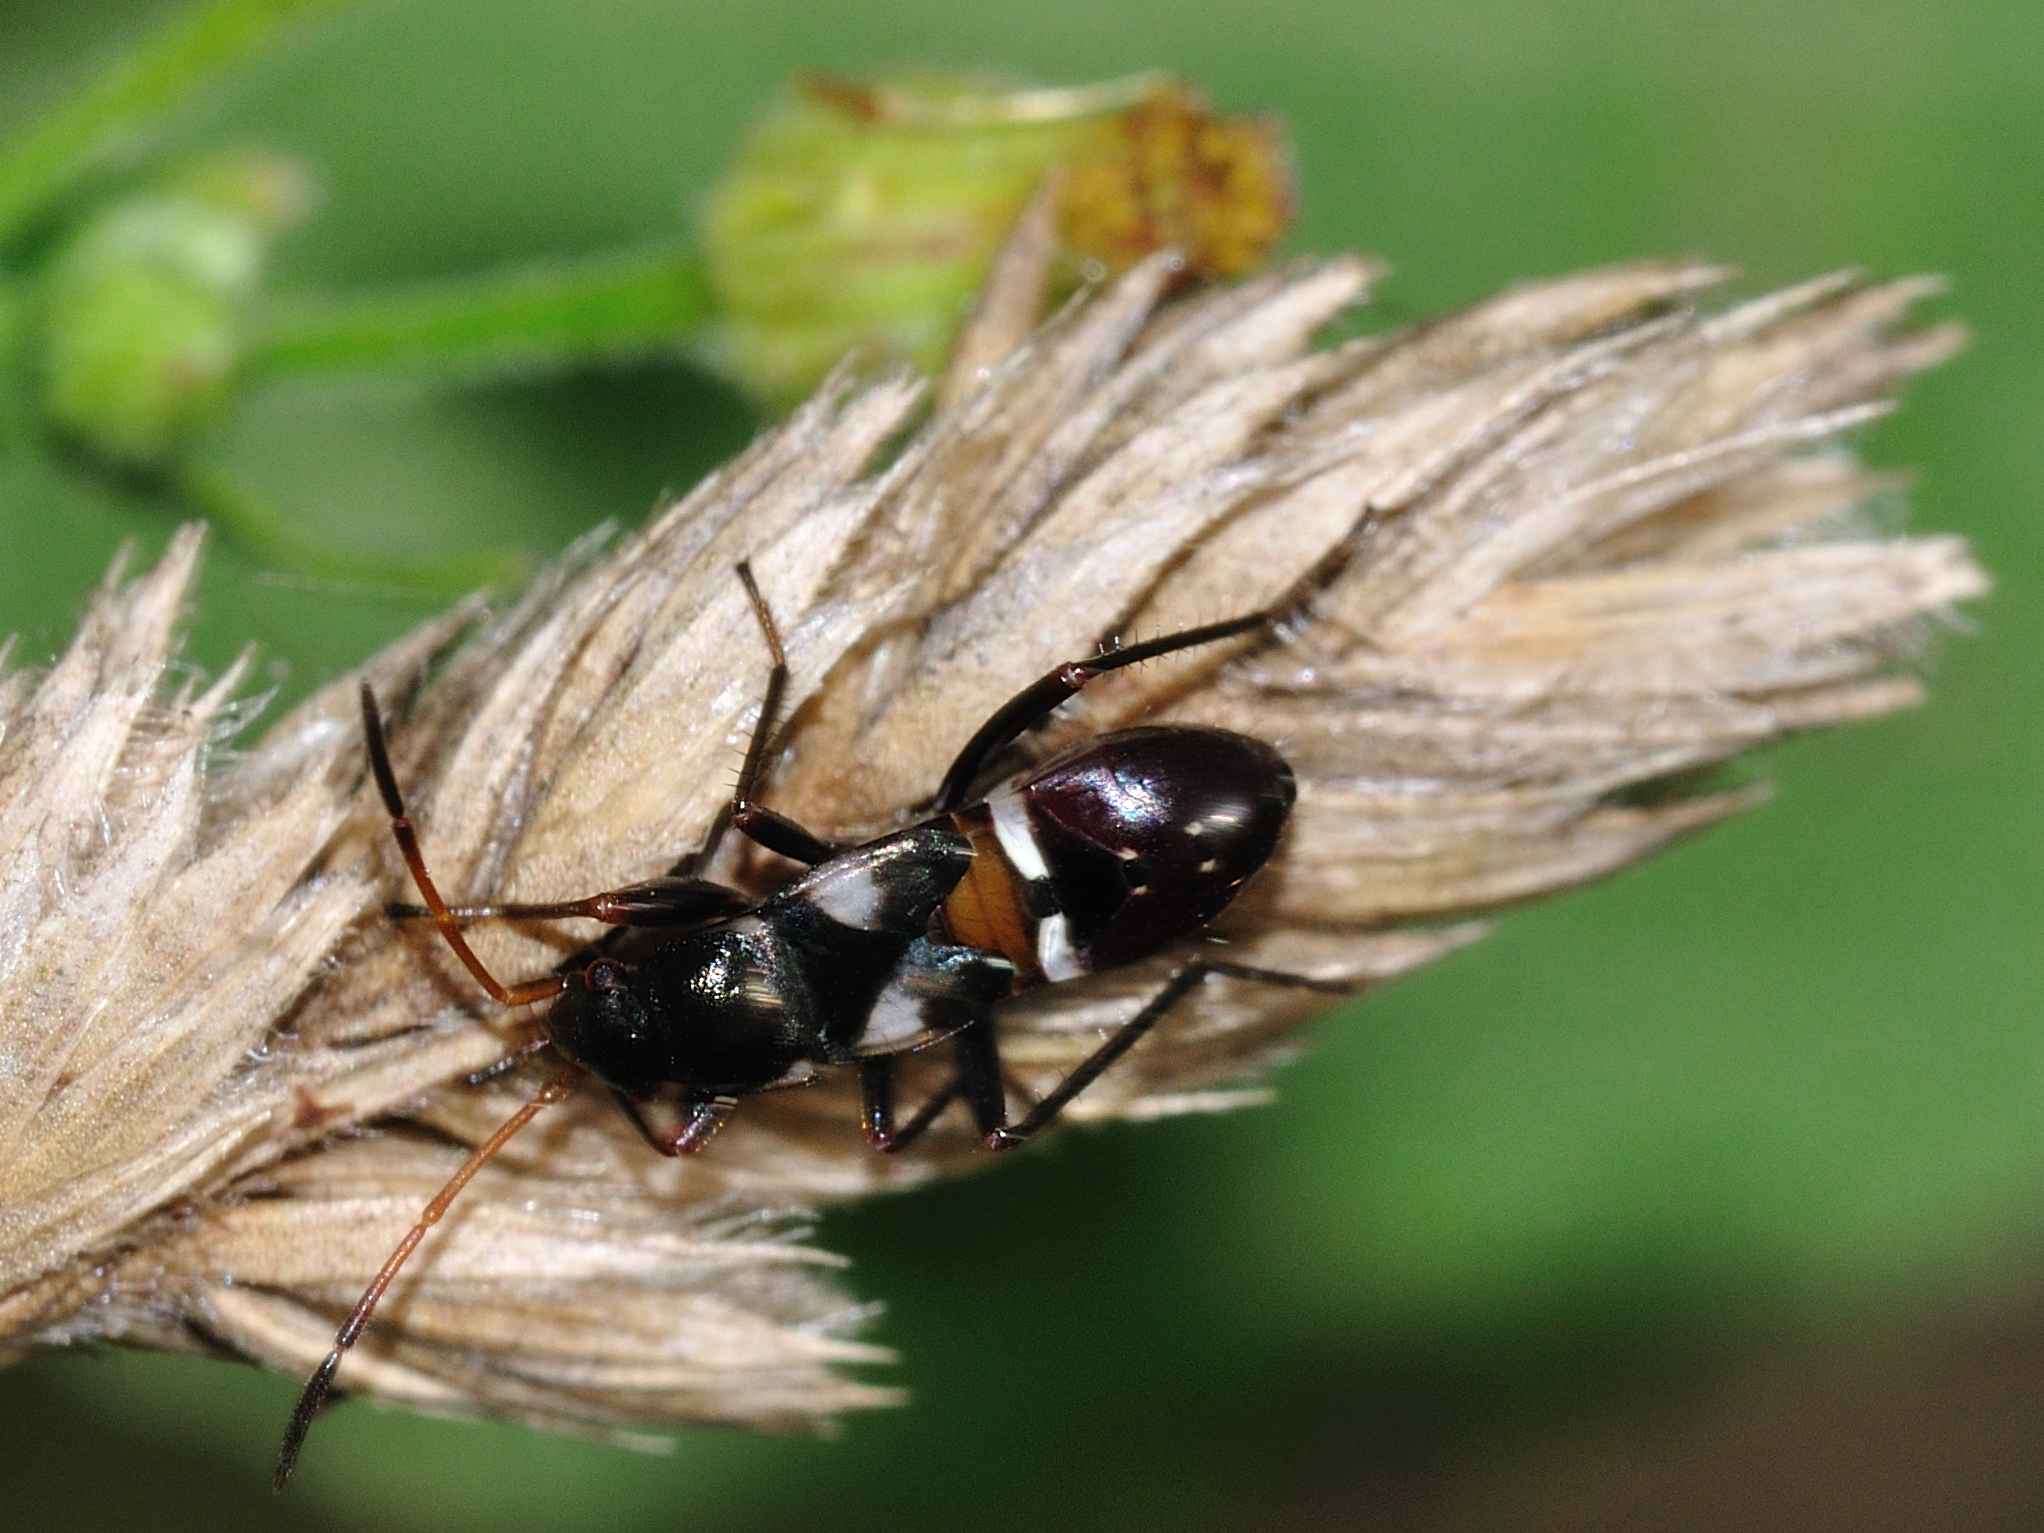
[2,1,2037,1528]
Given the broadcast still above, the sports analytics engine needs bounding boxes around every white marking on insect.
[805,866,887,928]
[863,971,936,1046]
[1036,912,1085,981]
[988,790,1051,883]
[1185,806,1250,839]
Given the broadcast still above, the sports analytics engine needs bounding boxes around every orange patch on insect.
[942,812,1041,980]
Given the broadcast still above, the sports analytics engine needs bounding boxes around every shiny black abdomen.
[1018,726,1294,972]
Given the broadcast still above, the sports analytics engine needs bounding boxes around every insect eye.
[584,959,624,992]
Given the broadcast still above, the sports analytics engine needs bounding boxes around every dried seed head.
[0,255,1983,1447]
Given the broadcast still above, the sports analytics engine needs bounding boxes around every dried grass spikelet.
[0,253,1985,1448]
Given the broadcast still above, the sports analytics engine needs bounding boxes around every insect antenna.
[272,1073,576,1492]
[359,684,567,1009]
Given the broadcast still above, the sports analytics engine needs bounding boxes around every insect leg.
[933,508,1383,812]
[952,1019,1011,1137]
[360,685,566,1010]
[860,1020,1016,1153]
[273,1073,575,1491]
[985,962,1350,1151]
[463,1030,553,1087]
[693,562,840,869]
[859,1060,912,1149]
[934,611,1274,811]
[861,1057,971,1153]
[386,875,749,928]
[612,1091,738,1156]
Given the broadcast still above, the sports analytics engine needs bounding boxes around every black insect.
[274,565,1344,1489]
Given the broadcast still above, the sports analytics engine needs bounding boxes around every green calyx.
[35,151,313,470]
[701,72,1293,406]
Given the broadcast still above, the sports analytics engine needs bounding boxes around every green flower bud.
[36,150,313,469]
[701,73,1293,406]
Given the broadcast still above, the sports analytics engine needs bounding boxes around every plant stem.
[0,0,355,248]
[244,243,714,379]
[177,459,531,598]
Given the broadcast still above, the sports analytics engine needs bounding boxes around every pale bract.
[0,253,1985,1442]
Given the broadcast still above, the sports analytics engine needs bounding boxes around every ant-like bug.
[274,564,1346,1489]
